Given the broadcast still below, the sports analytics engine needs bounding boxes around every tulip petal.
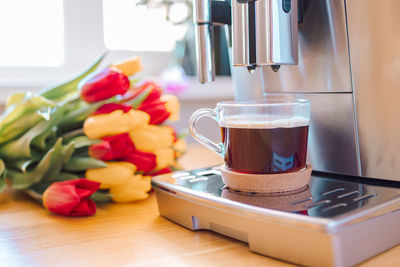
[122,150,157,173]
[79,68,130,103]
[43,184,80,215]
[70,199,96,216]
[110,175,151,203]
[161,94,180,121]
[84,110,150,139]
[88,142,113,161]
[129,125,174,152]
[86,161,137,187]
[92,103,132,116]
[43,179,100,216]
[110,56,142,77]
[154,148,175,170]
[138,103,171,125]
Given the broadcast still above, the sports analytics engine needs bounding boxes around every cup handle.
[189,108,224,156]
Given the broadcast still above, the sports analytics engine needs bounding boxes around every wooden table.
[0,145,399,267]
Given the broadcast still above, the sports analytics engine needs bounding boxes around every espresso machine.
[151,1,400,266]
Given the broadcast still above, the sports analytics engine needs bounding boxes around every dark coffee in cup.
[221,116,309,174]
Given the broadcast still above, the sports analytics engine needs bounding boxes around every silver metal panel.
[193,0,211,23]
[194,24,215,83]
[152,168,400,266]
[347,0,400,181]
[260,0,352,93]
[265,93,360,176]
[193,0,215,82]
[254,0,298,65]
[232,1,249,66]
[232,0,298,67]
[231,67,264,100]
[268,0,298,64]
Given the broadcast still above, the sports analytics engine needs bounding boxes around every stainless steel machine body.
[152,0,400,266]
[193,0,400,181]
[152,168,400,267]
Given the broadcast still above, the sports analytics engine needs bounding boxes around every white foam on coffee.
[220,115,309,128]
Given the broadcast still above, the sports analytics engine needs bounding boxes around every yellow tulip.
[129,125,174,152]
[84,109,150,139]
[161,94,180,121]
[154,148,175,170]
[110,56,143,77]
[173,138,187,158]
[110,175,151,203]
[86,162,137,189]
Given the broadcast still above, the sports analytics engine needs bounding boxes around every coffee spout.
[232,0,298,68]
[193,0,215,83]
[247,65,256,74]
[271,65,281,72]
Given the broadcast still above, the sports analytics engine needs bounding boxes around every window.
[103,0,188,52]
[0,0,232,102]
[0,0,64,67]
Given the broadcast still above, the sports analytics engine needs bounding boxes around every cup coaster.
[219,164,313,193]
[221,185,312,212]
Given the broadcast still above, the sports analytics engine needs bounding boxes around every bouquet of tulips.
[0,54,186,216]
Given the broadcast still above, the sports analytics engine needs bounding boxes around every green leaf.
[31,127,57,151]
[1,92,56,128]
[24,189,43,203]
[41,138,64,182]
[125,89,151,109]
[65,135,100,149]
[0,93,54,145]
[177,128,189,139]
[0,159,6,192]
[0,105,67,159]
[90,191,113,203]
[5,92,27,108]
[63,157,107,172]
[57,172,79,181]
[0,112,43,145]
[61,128,85,140]
[10,159,38,173]
[0,121,48,159]
[59,100,104,127]
[31,104,68,150]
[61,141,76,164]
[7,145,55,189]
[40,52,108,100]
[129,77,141,87]
[0,159,5,176]
[6,138,71,189]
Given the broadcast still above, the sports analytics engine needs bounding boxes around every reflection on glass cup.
[189,99,311,175]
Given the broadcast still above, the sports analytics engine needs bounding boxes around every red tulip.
[122,149,157,173]
[89,133,135,161]
[92,103,132,116]
[42,179,100,216]
[137,100,171,125]
[123,81,162,103]
[79,68,130,103]
[142,83,162,104]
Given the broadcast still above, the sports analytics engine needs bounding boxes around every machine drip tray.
[152,167,400,267]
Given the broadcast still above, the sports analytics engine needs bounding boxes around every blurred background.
[0,0,234,143]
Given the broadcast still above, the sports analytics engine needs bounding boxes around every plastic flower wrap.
[0,54,186,216]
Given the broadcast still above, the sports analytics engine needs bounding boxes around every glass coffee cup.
[189,99,311,175]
